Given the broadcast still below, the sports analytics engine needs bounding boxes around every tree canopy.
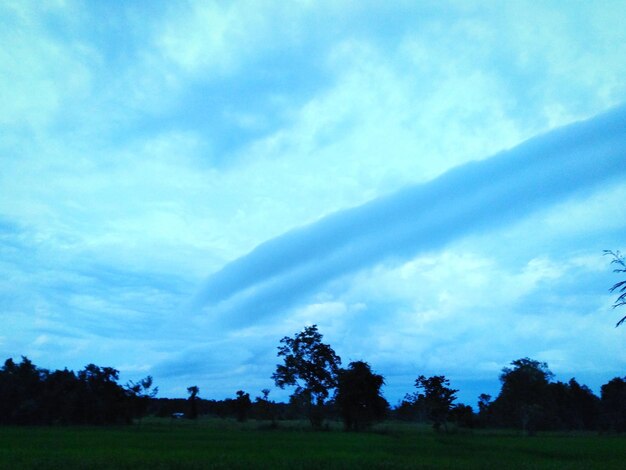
[272,324,341,427]
[335,361,388,431]
[605,250,626,326]
[413,375,458,432]
[0,356,155,425]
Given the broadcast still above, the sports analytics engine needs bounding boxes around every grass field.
[1,418,625,469]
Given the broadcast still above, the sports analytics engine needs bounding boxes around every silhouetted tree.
[490,358,553,434]
[126,376,158,423]
[77,364,129,424]
[600,376,626,431]
[253,388,276,424]
[394,394,427,422]
[272,325,341,428]
[234,390,252,422]
[335,361,388,431]
[605,250,626,326]
[38,368,74,424]
[449,404,475,428]
[476,393,492,426]
[0,356,157,426]
[187,385,199,419]
[413,375,458,432]
[543,378,599,430]
[0,357,43,424]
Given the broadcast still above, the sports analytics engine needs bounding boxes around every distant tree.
[254,388,276,424]
[272,325,341,428]
[335,361,388,431]
[187,385,200,419]
[477,394,492,414]
[491,358,554,434]
[234,390,252,422]
[565,378,599,430]
[0,356,158,426]
[126,376,158,423]
[394,394,427,422]
[543,378,599,431]
[600,376,626,432]
[605,250,626,326]
[40,368,80,424]
[0,357,44,424]
[449,404,475,428]
[413,375,458,432]
[77,364,129,424]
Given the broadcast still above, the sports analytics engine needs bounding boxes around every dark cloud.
[195,104,626,326]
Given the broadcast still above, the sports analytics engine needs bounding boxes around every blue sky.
[1,0,626,407]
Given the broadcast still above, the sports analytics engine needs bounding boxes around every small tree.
[234,390,252,422]
[125,376,158,423]
[335,361,388,431]
[187,385,199,419]
[605,250,626,327]
[414,375,458,432]
[254,388,277,424]
[272,325,341,428]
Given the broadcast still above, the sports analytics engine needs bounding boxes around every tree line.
[0,356,156,425]
[2,334,626,433]
[2,251,623,429]
[269,324,626,434]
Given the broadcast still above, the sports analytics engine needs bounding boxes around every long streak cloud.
[195,105,626,326]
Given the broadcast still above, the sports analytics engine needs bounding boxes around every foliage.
[488,358,553,433]
[272,324,341,427]
[125,375,158,422]
[600,376,626,431]
[605,250,626,326]
[449,404,475,428]
[482,358,601,433]
[186,385,199,419]
[0,356,155,425]
[253,388,277,423]
[413,375,458,432]
[234,390,252,422]
[335,361,388,431]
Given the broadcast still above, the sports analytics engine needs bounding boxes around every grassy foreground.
[0,418,625,469]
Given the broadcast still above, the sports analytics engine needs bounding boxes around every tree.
[413,375,458,432]
[77,364,129,424]
[477,393,492,426]
[126,376,158,423]
[605,250,626,326]
[600,376,626,431]
[187,385,199,419]
[0,357,44,424]
[335,361,388,431]
[491,358,553,434]
[272,325,341,428]
[234,390,252,422]
[0,356,157,426]
[449,404,475,428]
[254,388,277,424]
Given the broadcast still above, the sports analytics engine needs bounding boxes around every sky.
[1,0,626,408]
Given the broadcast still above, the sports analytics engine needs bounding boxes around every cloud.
[195,104,626,327]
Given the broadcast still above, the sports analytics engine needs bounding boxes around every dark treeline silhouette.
[0,356,156,425]
[396,357,626,434]
[3,339,626,432]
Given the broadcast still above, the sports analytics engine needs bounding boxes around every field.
[1,419,625,469]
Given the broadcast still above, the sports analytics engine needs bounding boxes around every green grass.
[0,418,624,469]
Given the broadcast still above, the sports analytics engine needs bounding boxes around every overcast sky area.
[1,1,626,408]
